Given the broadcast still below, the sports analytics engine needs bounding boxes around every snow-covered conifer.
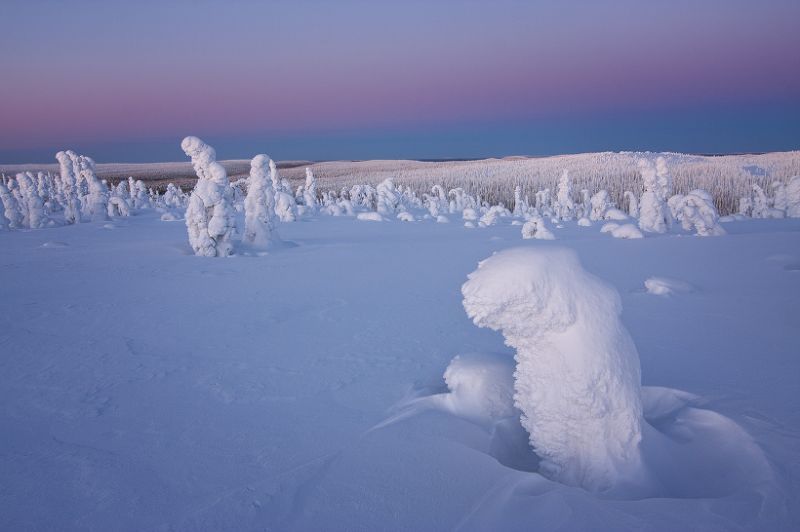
[0,180,23,229]
[461,247,644,491]
[55,150,82,224]
[554,170,575,220]
[376,178,400,216]
[623,191,639,218]
[182,136,237,257]
[638,159,671,233]
[16,172,49,228]
[589,190,611,221]
[672,189,726,236]
[243,154,278,248]
[786,176,800,218]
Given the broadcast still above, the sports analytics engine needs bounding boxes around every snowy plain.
[1,211,800,531]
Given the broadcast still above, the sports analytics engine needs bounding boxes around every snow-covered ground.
[1,210,799,531]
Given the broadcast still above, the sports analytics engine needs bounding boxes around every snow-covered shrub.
[0,180,23,229]
[107,195,131,218]
[521,215,554,240]
[479,205,511,227]
[787,176,800,218]
[181,136,237,257]
[638,159,671,234]
[603,208,628,221]
[672,190,726,236]
[554,170,575,220]
[357,212,384,222]
[243,154,279,248]
[461,247,644,491]
[609,223,644,239]
[397,211,415,222]
[577,217,591,227]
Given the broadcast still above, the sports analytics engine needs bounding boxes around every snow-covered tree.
[461,247,644,491]
[638,158,671,233]
[55,150,82,224]
[243,154,279,248]
[786,176,800,218]
[589,190,611,221]
[771,181,788,214]
[623,191,639,218]
[0,180,23,229]
[182,136,237,257]
[302,168,318,213]
[554,170,575,220]
[376,178,400,216]
[76,156,109,221]
[16,172,49,228]
[672,189,726,236]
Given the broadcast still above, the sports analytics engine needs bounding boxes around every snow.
[462,248,644,492]
[1,203,799,530]
[644,277,694,296]
[610,223,645,239]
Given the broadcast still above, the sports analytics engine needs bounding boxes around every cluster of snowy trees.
[269,150,800,216]
[0,150,188,231]
[6,143,799,249]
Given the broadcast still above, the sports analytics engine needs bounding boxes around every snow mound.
[604,208,628,221]
[610,223,644,239]
[356,212,385,222]
[600,222,619,233]
[441,353,516,426]
[435,215,449,223]
[397,212,415,222]
[462,247,644,492]
[577,217,592,227]
[644,276,694,295]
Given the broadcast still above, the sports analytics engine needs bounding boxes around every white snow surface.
[1,213,799,531]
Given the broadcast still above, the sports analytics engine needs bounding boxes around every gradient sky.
[1,0,799,163]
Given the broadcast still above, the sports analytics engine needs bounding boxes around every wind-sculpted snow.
[461,248,645,492]
[1,210,798,530]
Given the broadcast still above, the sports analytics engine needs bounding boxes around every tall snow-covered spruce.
[462,247,644,492]
[243,154,279,248]
[638,158,671,234]
[181,136,236,257]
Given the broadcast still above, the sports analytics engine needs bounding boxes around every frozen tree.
[302,168,318,213]
[672,190,726,236]
[579,189,591,219]
[161,183,184,210]
[589,190,611,221]
[376,178,400,216]
[16,172,49,228]
[771,181,788,214]
[623,191,639,218]
[554,170,575,220]
[182,136,237,257]
[76,156,109,221]
[752,184,769,218]
[461,247,644,491]
[738,196,753,217]
[55,150,82,224]
[786,176,800,218]
[131,180,151,210]
[520,214,555,240]
[0,180,23,228]
[638,159,671,233]
[534,189,553,217]
[243,154,279,248]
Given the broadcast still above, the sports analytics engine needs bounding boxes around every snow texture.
[461,247,644,491]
